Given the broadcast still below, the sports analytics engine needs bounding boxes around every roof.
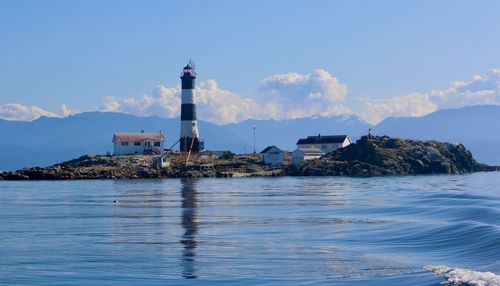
[113,132,165,142]
[294,147,325,156]
[297,135,349,145]
[259,145,283,154]
[183,65,193,70]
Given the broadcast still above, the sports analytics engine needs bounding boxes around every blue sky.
[1,0,500,124]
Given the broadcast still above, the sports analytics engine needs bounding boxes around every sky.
[1,0,500,124]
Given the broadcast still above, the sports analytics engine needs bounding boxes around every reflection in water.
[180,178,199,279]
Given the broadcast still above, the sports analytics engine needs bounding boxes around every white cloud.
[99,85,181,118]
[0,103,60,121]
[259,69,350,119]
[100,96,121,112]
[97,69,351,124]
[0,103,79,121]
[98,81,272,125]
[360,93,437,125]
[60,104,79,117]
[360,69,500,124]
[194,80,270,124]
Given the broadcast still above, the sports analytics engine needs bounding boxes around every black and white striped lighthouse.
[180,62,203,152]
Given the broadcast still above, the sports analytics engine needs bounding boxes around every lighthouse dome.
[182,64,195,77]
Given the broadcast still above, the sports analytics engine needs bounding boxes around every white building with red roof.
[112,132,165,155]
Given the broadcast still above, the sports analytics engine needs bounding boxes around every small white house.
[153,153,171,168]
[291,147,325,165]
[296,134,351,153]
[259,146,284,165]
[112,132,165,155]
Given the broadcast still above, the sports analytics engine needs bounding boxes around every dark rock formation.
[292,135,497,177]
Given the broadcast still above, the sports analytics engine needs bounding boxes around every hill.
[374,105,500,165]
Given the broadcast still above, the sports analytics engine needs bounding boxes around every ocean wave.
[425,265,500,286]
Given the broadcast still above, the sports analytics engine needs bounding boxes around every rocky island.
[0,136,497,180]
[291,135,497,176]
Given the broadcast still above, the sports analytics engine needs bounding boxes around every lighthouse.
[180,62,203,152]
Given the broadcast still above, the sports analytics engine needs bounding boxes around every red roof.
[184,65,193,70]
[113,132,164,142]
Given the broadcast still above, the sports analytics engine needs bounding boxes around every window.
[154,142,161,147]
[145,142,151,147]
[121,142,129,146]
[134,142,141,146]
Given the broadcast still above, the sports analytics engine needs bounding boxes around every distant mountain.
[224,115,371,152]
[374,105,500,165]
[0,112,249,171]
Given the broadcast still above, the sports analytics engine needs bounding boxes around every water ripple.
[0,173,499,285]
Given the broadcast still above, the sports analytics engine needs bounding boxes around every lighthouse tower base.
[180,137,204,153]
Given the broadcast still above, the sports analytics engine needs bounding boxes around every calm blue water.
[0,173,499,285]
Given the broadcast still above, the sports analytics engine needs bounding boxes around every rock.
[3,172,30,180]
[135,168,159,179]
[294,135,492,177]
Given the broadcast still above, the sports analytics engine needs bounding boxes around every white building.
[153,153,171,168]
[259,146,284,165]
[112,132,165,155]
[296,134,351,154]
[291,147,325,165]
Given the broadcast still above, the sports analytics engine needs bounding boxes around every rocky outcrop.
[292,135,497,177]
[0,154,277,180]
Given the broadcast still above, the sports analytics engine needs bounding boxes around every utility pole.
[253,124,256,154]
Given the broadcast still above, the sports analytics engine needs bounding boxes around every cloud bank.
[0,103,80,121]
[2,68,499,124]
[96,69,351,124]
[360,69,500,124]
[0,103,60,121]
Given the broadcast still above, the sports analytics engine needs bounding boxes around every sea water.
[0,173,499,285]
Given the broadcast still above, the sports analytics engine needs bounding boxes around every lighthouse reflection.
[180,178,199,279]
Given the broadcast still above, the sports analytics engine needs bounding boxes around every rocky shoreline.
[0,136,498,180]
[0,153,283,180]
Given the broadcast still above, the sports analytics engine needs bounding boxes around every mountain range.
[0,105,499,171]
